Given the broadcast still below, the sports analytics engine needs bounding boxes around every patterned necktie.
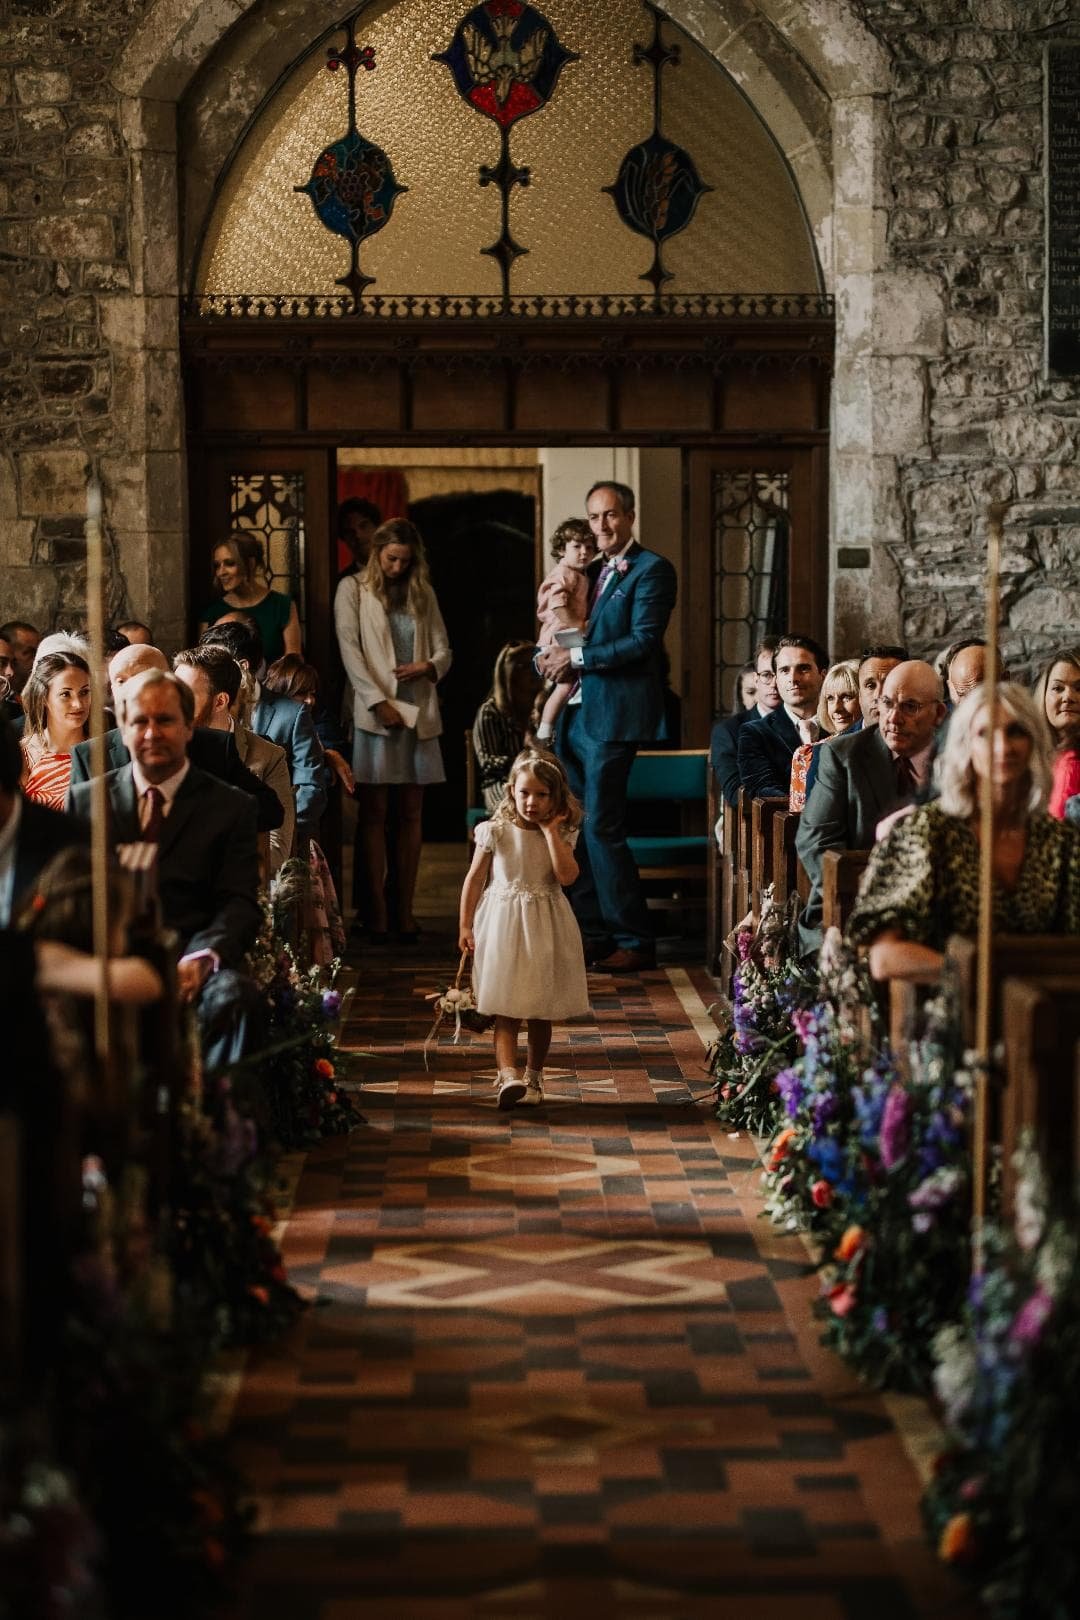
[142,785,164,843]
[589,561,613,611]
[895,755,916,798]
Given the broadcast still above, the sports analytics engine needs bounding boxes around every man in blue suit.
[710,636,781,808]
[737,634,828,802]
[538,480,677,973]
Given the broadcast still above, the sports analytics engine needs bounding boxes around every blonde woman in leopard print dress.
[847,683,1080,982]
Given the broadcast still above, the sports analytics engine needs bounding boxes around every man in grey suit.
[795,660,946,958]
[198,617,326,838]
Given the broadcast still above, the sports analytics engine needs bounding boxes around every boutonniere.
[613,557,630,575]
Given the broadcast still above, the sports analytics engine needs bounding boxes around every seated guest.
[198,618,326,840]
[20,846,163,1005]
[0,633,19,720]
[263,653,355,797]
[848,683,1080,978]
[710,636,780,809]
[737,634,828,801]
[0,714,86,927]
[796,659,946,958]
[856,644,908,728]
[942,636,1003,707]
[1032,646,1080,819]
[68,670,262,1066]
[0,620,40,696]
[20,651,91,809]
[174,645,294,877]
[114,619,153,646]
[68,642,283,834]
[789,658,860,811]
[472,642,543,813]
[734,661,758,711]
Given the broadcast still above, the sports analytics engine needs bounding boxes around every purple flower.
[811,1090,838,1134]
[879,1084,912,1170]
[793,1008,817,1046]
[872,1307,888,1334]
[1009,1286,1054,1350]
[775,1066,804,1119]
[735,929,753,963]
[322,989,342,1019]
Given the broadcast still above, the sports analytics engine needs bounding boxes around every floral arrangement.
[706,895,817,1135]
[242,903,363,1148]
[0,1422,99,1620]
[813,985,973,1391]
[923,1142,1080,1618]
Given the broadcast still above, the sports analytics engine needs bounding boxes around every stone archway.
[107,0,905,649]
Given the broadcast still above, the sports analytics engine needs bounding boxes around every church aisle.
[224,943,978,1619]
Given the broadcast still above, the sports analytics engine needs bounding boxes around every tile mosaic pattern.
[226,942,977,1619]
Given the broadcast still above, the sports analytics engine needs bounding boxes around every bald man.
[67,643,284,832]
[795,659,947,958]
[944,640,1004,707]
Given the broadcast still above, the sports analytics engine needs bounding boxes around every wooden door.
[193,447,336,680]
[684,446,828,744]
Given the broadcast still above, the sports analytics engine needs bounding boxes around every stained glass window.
[713,470,790,715]
[195,0,820,300]
[229,472,307,624]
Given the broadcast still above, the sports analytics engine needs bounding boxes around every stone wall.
[0,1,156,633]
[852,0,1080,674]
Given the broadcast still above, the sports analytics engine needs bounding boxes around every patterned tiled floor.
[225,918,979,1620]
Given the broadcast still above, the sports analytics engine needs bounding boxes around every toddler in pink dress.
[535,518,597,742]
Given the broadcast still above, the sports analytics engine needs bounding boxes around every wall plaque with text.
[1046,44,1080,376]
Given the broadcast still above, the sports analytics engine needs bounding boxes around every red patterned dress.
[21,742,74,811]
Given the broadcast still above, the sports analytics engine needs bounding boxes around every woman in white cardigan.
[334,518,452,941]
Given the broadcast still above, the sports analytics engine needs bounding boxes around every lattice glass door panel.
[228,471,307,628]
[713,470,790,716]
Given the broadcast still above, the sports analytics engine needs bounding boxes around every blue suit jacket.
[577,543,677,743]
[736,705,800,801]
[711,706,766,808]
[250,687,327,837]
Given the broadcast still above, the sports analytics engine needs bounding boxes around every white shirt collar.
[132,757,190,807]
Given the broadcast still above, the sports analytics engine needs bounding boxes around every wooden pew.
[821,849,870,934]
[946,935,1080,1047]
[751,796,788,922]
[771,808,812,913]
[999,974,1080,1216]
[734,788,754,937]
[707,787,730,979]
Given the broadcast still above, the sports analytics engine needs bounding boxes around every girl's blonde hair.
[492,748,583,831]
[938,682,1053,819]
[816,658,860,735]
[361,517,434,616]
[1032,646,1080,749]
[22,652,91,742]
[212,531,270,595]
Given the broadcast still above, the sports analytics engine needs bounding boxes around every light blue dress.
[352,609,446,786]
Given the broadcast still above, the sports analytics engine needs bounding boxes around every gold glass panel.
[197,0,819,298]
[229,472,307,626]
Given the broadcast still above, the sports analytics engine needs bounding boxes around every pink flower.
[613,556,630,575]
[1009,1285,1054,1349]
[828,1283,857,1317]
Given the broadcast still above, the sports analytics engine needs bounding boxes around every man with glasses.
[710,636,781,808]
[795,659,946,958]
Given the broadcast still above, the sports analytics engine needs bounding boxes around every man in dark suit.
[795,659,946,958]
[0,714,86,927]
[737,635,828,802]
[538,479,677,973]
[710,637,781,808]
[198,618,326,838]
[68,642,284,834]
[68,670,262,1065]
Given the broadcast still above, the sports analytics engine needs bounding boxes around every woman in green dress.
[198,532,301,665]
[848,683,1080,980]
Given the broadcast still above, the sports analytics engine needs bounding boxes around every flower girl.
[459,749,589,1108]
